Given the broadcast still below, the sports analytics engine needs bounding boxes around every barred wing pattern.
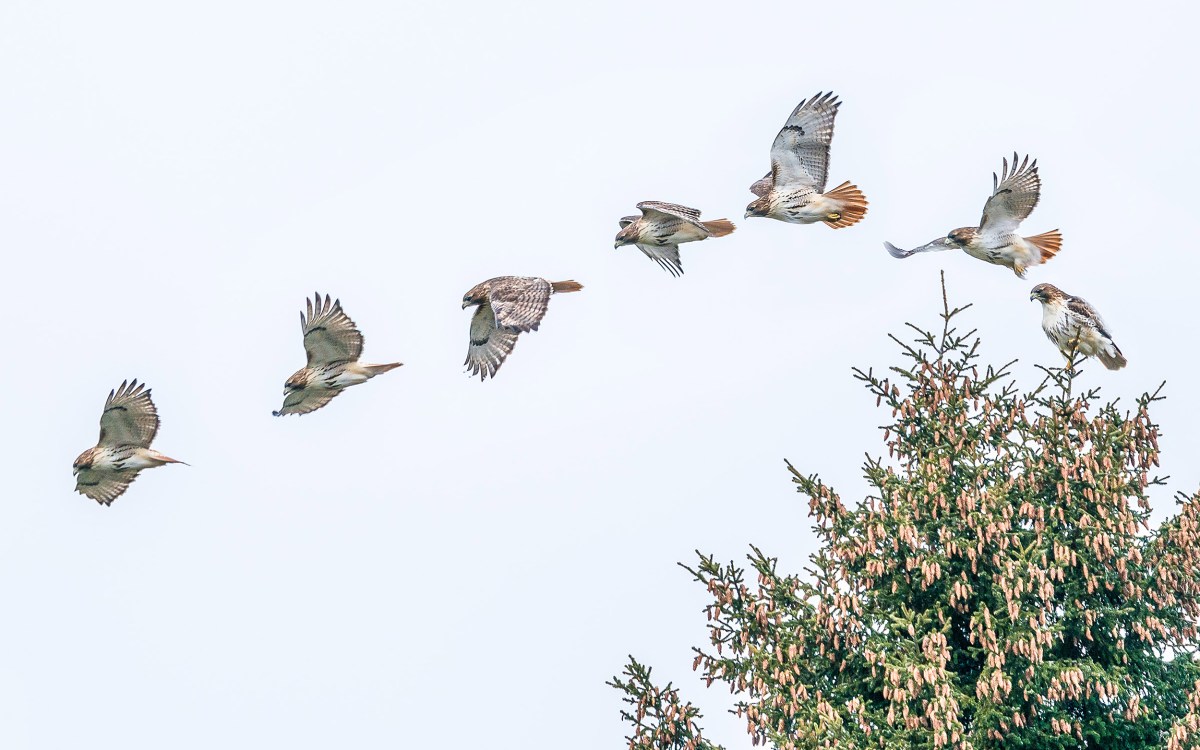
[98,379,159,447]
[303,293,364,366]
[767,92,840,192]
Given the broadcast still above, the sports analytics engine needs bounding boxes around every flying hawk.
[1030,283,1126,370]
[885,153,1062,277]
[744,91,868,228]
[73,380,185,505]
[274,292,402,416]
[461,276,582,380]
[614,202,735,276]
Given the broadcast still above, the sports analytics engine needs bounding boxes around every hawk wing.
[1066,295,1112,339]
[486,277,553,333]
[98,380,159,448]
[636,201,706,230]
[979,153,1041,238]
[273,388,344,417]
[748,171,773,197]
[465,302,519,380]
[302,293,364,367]
[768,92,840,192]
[618,215,639,229]
[635,244,683,277]
[76,468,139,506]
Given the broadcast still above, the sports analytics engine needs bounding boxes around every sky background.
[2,1,1198,748]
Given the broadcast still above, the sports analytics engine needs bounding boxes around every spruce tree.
[612,279,1200,749]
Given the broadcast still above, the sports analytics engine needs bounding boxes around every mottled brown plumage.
[614,201,735,276]
[73,380,185,505]
[886,153,1062,277]
[461,276,582,380]
[744,92,868,229]
[274,293,402,416]
[1030,283,1126,370]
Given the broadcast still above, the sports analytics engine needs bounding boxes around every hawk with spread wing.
[461,276,582,380]
[613,202,735,276]
[1030,284,1126,370]
[744,92,868,228]
[73,380,185,505]
[885,153,1062,277]
[273,292,402,416]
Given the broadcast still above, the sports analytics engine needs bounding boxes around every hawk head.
[72,447,97,476]
[946,227,978,247]
[461,282,489,309]
[613,220,640,249]
[744,197,770,219]
[283,368,312,394]
[1029,283,1065,304]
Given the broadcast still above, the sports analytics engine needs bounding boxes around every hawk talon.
[826,212,842,222]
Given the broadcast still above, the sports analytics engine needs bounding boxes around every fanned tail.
[701,218,736,237]
[1026,229,1062,263]
[824,181,868,229]
[551,280,583,294]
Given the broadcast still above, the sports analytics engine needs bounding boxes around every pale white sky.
[2,1,1198,748]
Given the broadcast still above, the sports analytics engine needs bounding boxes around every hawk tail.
[701,218,736,237]
[551,280,583,294]
[148,450,188,467]
[1098,343,1127,371]
[1026,230,1063,263]
[824,181,868,229]
[365,362,403,377]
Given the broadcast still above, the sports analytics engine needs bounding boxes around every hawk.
[73,380,185,505]
[613,201,735,276]
[273,292,402,416]
[1030,283,1126,370]
[461,276,582,380]
[744,91,868,229]
[885,153,1062,277]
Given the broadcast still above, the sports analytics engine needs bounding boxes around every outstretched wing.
[884,237,954,259]
[76,468,139,506]
[979,153,1042,238]
[769,92,840,192]
[636,201,706,230]
[748,171,773,197]
[98,380,159,447]
[618,215,639,229]
[465,302,520,380]
[302,293,364,367]
[273,388,344,417]
[487,277,553,333]
[636,244,683,277]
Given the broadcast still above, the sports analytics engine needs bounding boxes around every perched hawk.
[613,202,735,276]
[73,380,185,505]
[274,292,402,416]
[461,276,582,380]
[744,92,868,229]
[1030,283,1126,370]
[885,153,1062,278]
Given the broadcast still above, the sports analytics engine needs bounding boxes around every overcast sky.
[2,1,1198,748]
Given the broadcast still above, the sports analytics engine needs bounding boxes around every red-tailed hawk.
[461,276,582,380]
[274,292,402,416]
[885,153,1062,277]
[1030,283,1126,370]
[744,91,868,229]
[614,201,735,276]
[73,380,185,505]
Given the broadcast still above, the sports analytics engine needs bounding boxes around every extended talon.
[826,212,842,222]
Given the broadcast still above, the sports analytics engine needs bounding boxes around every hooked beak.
[1029,293,1039,302]
[461,300,469,309]
[72,466,79,476]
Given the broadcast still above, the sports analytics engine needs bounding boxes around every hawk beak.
[72,467,79,476]
[1029,293,1038,302]
[743,210,753,218]
[461,301,469,309]
[613,241,622,249]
